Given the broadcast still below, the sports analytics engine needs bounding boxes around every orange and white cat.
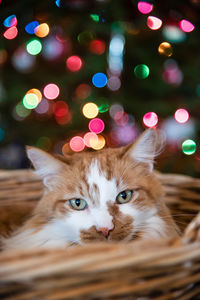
[1,129,179,250]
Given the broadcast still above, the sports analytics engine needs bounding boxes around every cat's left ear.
[26,146,68,178]
[121,129,165,172]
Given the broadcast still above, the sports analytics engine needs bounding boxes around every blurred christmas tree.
[0,0,199,176]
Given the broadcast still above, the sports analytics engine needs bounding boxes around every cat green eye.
[116,190,133,204]
[69,199,87,210]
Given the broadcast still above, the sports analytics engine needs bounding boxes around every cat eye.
[116,190,133,204]
[69,198,87,210]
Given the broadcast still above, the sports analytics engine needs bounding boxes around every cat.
[1,129,179,250]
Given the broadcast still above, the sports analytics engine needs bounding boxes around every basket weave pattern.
[0,170,200,300]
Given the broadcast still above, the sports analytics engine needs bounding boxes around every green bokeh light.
[23,93,39,109]
[182,139,196,155]
[99,103,109,113]
[26,39,42,55]
[134,64,150,79]
[16,102,31,118]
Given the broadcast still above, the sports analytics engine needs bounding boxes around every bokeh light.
[163,59,183,85]
[137,2,153,14]
[26,89,42,103]
[70,136,85,152]
[174,108,189,124]
[98,103,109,113]
[89,118,105,134]
[92,73,107,88]
[82,102,99,119]
[143,112,158,128]
[53,101,68,117]
[147,16,162,30]
[89,39,106,55]
[90,135,106,150]
[0,128,5,142]
[162,25,186,43]
[25,21,39,34]
[12,47,36,73]
[15,102,31,118]
[114,112,129,127]
[23,93,39,109]
[109,104,124,119]
[179,20,195,33]
[43,37,65,61]
[43,83,60,100]
[158,42,173,57]
[34,23,50,38]
[182,139,196,155]
[3,15,17,27]
[134,64,150,79]
[83,132,98,147]
[107,76,121,91]
[66,55,83,72]
[3,27,18,40]
[75,84,91,99]
[26,39,42,55]
[35,99,50,114]
[0,49,8,65]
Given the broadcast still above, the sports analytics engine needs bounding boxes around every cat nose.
[97,227,112,237]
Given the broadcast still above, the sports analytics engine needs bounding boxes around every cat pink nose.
[97,227,111,237]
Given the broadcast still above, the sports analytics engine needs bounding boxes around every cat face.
[22,129,177,248]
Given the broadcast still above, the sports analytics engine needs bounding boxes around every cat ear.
[123,129,165,172]
[26,146,67,178]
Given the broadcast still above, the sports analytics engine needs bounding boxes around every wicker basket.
[0,169,200,300]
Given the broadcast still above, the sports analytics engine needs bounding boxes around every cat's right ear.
[26,146,67,178]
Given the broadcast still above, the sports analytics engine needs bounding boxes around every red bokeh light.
[89,39,106,55]
[66,55,83,72]
[3,26,18,40]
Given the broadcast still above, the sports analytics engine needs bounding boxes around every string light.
[82,102,99,119]
[134,64,150,79]
[89,118,105,134]
[137,2,153,14]
[43,83,60,100]
[25,21,39,34]
[179,20,195,33]
[3,27,18,40]
[147,16,162,30]
[26,39,42,55]
[3,15,17,27]
[158,42,173,57]
[83,132,98,147]
[90,135,106,150]
[34,23,50,38]
[26,89,42,103]
[70,136,85,152]
[174,109,189,124]
[23,93,39,109]
[66,55,83,72]
[89,39,105,55]
[182,139,196,155]
[92,73,107,88]
[143,112,158,128]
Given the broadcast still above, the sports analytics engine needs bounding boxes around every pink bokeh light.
[43,83,60,100]
[137,2,153,14]
[89,118,105,134]
[3,26,18,40]
[143,112,158,128]
[147,16,162,30]
[83,132,98,147]
[179,20,195,33]
[174,108,189,123]
[70,136,85,152]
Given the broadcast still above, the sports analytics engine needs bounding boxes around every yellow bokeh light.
[26,88,42,103]
[158,42,173,57]
[35,23,50,38]
[82,102,99,119]
[90,135,106,150]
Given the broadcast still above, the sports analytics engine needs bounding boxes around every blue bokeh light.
[3,15,17,28]
[0,128,5,142]
[92,73,107,88]
[25,21,39,34]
